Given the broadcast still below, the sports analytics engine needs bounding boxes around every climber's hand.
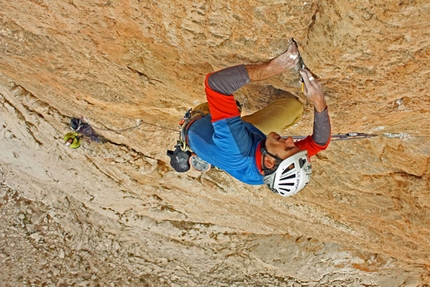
[300,68,327,112]
[269,40,300,73]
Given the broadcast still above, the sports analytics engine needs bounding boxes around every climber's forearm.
[312,107,331,146]
[246,43,299,82]
[207,65,250,95]
[245,62,282,82]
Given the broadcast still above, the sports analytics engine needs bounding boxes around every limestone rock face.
[1,0,429,285]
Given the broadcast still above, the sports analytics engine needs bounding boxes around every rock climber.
[170,39,331,196]
[64,117,105,149]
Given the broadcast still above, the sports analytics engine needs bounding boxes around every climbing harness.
[178,109,204,152]
[167,108,212,173]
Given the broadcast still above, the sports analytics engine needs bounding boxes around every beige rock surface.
[0,0,429,286]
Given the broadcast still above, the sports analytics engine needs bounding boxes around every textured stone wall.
[1,0,429,285]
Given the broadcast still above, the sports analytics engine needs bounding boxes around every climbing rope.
[87,118,177,133]
[72,116,429,142]
[292,132,378,142]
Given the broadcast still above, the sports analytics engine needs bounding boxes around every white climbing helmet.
[263,150,312,196]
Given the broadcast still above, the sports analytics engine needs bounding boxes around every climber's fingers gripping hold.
[300,68,326,112]
[269,40,300,73]
[300,69,321,97]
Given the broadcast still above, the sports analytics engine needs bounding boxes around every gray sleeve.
[207,64,250,95]
[312,108,331,146]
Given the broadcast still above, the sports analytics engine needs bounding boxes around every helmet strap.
[260,140,283,176]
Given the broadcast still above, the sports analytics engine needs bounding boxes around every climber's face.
[264,132,301,163]
[65,138,74,146]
